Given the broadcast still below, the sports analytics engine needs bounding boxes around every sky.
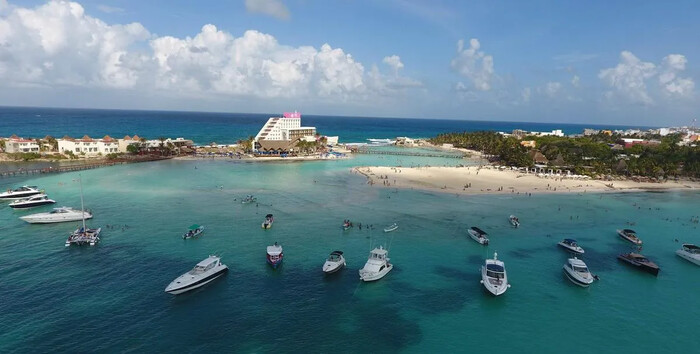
[0,0,698,125]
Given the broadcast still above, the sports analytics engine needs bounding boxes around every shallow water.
[0,154,698,353]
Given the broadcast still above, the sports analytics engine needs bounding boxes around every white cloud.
[0,0,8,11]
[450,38,494,91]
[659,54,694,96]
[521,87,531,103]
[245,0,290,20]
[545,82,561,97]
[382,55,404,76]
[571,75,580,87]
[598,51,656,105]
[96,4,123,13]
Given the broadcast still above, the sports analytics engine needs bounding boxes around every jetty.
[0,156,171,178]
[352,147,464,159]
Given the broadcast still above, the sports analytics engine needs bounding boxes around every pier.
[352,147,464,159]
[0,156,171,178]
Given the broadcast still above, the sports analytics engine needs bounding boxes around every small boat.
[617,252,660,276]
[383,223,398,233]
[468,226,489,245]
[0,185,42,200]
[20,207,92,224]
[65,176,101,247]
[262,214,274,229]
[557,239,585,254]
[676,244,700,266]
[617,229,642,245]
[342,220,353,231]
[563,257,595,287]
[359,245,393,282]
[164,255,228,295]
[9,194,56,209]
[480,251,510,296]
[183,224,205,239]
[242,195,257,204]
[322,250,346,274]
[509,215,520,228]
[267,242,283,268]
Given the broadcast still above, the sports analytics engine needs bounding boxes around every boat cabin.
[485,263,505,279]
[328,251,343,261]
[370,247,388,261]
[471,227,488,236]
[567,259,589,273]
[563,239,579,246]
[682,244,700,254]
[190,257,219,274]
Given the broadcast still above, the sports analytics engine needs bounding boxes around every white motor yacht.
[676,244,700,266]
[9,194,56,209]
[468,226,489,245]
[480,252,510,296]
[322,250,346,274]
[165,255,228,295]
[20,207,93,224]
[617,229,642,245]
[509,215,520,228]
[384,223,398,233]
[563,257,596,287]
[359,246,393,282]
[557,239,585,254]
[0,186,41,200]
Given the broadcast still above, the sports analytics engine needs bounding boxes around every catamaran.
[65,176,101,247]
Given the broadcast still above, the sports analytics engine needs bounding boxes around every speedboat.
[617,229,642,245]
[267,242,283,268]
[384,223,398,233]
[65,226,102,246]
[342,220,353,231]
[509,215,520,228]
[9,194,56,209]
[183,224,205,239]
[676,244,700,266]
[617,252,659,276]
[262,214,274,229]
[557,239,585,254]
[359,245,393,282]
[480,251,510,296]
[20,207,92,223]
[563,257,596,287]
[468,226,489,245]
[164,255,228,295]
[0,186,41,200]
[242,195,257,204]
[322,250,346,274]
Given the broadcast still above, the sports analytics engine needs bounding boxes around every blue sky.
[0,0,698,125]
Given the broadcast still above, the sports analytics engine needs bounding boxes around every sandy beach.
[355,165,700,195]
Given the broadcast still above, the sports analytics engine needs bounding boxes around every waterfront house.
[5,136,40,153]
[58,135,119,156]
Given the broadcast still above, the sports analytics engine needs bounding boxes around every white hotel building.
[254,112,317,144]
[58,135,119,156]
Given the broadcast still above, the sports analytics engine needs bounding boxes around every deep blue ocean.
[1,106,652,145]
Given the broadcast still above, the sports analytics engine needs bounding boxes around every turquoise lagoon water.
[0,153,698,353]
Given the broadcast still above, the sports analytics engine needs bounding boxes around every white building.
[4,137,40,153]
[118,135,142,153]
[58,135,119,156]
[254,112,316,143]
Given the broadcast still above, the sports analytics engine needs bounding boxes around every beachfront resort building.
[58,135,119,156]
[254,112,317,143]
[4,136,40,153]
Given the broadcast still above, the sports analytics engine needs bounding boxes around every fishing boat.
[266,242,283,268]
[164,255,228,295]
[20,207,93,224]
[359,245,393,282]
[242,195,257,204]
[0,186,42,200]
[563,257,596,287]
[676,244,700,266]
[468,226,489,245]
[509,215,520,228]
[65,176,101,247]
[342,220,353,231]
[617,252,660,276]
[322,250,346,274]
[480,251,510,296]
[383,223,398,233]
[183,224,205,239]
[262,214,274,229]
[9,194,56,209]
[617,229,642,245]
[557,239,585,254]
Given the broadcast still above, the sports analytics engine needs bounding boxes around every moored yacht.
[509,215,520,228]
[563,257,596,287]
[359,246,393,282]
[65,175,101,247]
[20,207,93,224]
[183,224,205,239]
[9,194,55,209]
[557,239,585,254]
[267,242,283,268]
[262,214,274,229]
[676,244,700,266]
[468,226,489,245]
[383,223,398,233]
[0,186,42,200]
[618,252,659,276]
[480,252,510,296]
[322,250,346,274]
[164,255,228,295]
[617,229,642,245]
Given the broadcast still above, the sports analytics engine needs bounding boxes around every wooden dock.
[1,156,171,178]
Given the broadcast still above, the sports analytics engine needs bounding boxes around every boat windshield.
[190,265,207,274]
[372,253,385,260]
[328,254,340,261]
[574,266,589,273]
[486,270,504,279]
[685,246,700,254]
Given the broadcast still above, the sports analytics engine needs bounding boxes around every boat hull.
[9,201,56,209]
[617,230,642,245]
[0,192,41,200]
[359,264,393,282]
[617,256,659,276]
[323,261,345,274]
[165,267,228,295]
[676,251,700,266]
[563,267,593,287]
[469,231,489,245]
[20,213,92,224]
[557,243,584,254]
[262,223,272,229]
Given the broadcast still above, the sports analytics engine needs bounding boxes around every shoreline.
[174,154,352,163]
[354,165,700,195]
